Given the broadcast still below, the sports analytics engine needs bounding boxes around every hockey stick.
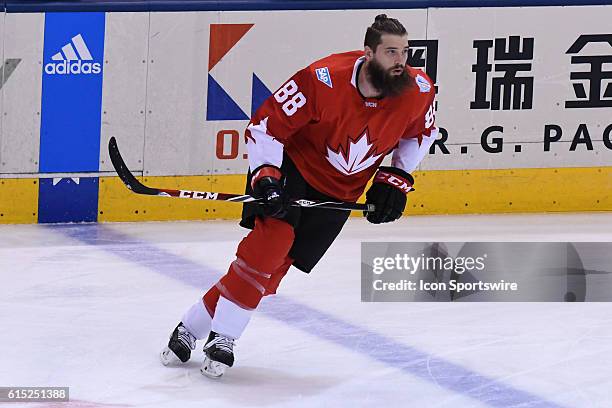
[108,137,375,212]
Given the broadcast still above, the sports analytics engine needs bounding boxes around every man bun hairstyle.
[364,14,407,52]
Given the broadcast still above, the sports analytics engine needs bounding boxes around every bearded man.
[161,14,439,378]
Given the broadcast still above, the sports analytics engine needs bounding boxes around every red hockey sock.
[264,256,293,296]
[203,217,294,314]
[203,286,221,317]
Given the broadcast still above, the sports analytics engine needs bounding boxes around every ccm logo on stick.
[179,190,219,200]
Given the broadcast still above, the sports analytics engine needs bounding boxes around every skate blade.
[160,346,182,366]
[200,358,229,378]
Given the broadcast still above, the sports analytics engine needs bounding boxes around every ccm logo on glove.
[373,171,413,194]
[364,166,414,224]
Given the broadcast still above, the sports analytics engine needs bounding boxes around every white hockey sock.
[181,299,212,340]
[211,296,253,340]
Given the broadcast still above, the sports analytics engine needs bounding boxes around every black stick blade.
[108,137,159,195]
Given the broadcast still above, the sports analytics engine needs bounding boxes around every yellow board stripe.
[1,167,611,224]
[97,175,247,222]
[98,166,612,222]
[409,167,612,214]
[0,178,39,224]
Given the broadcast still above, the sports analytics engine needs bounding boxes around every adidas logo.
[44,34,101,75]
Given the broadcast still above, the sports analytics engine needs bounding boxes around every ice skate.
[200,331,234,378]
[160,322,197,365]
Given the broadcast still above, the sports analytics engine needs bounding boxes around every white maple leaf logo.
[325,130,382,176]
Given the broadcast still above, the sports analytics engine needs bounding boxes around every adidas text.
[45,60,102,75]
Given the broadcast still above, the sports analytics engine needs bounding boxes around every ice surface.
[1,213,612,407]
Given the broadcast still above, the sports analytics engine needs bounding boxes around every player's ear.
[364,45,374,60]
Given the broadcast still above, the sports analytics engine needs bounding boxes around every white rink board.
[99,12,149,173]
[1,13,44,174]
[143,9,427,176]
[0,6,609,176]
[426,5,612,170]
[205,9,427,174]
[0,13,7,171]
[143,12,217,177]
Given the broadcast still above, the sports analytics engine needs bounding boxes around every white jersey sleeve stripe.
[246,117,284,171]
[391,127,438,173]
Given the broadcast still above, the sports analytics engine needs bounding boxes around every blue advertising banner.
[39,12,105,173]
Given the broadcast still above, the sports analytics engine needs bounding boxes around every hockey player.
[160,14,438,377]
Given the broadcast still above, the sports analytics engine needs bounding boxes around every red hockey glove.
[251,165,289,218]
[364,166,414,224]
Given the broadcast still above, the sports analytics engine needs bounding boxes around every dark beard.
[366,59,411,98]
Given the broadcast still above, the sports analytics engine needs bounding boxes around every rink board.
[0,5,610,222]
[2,167,612,223]
[11,166,611,224]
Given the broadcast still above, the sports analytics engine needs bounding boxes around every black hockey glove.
[364,166,414,224]
[251,165,289,218]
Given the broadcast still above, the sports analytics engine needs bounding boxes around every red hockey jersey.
[245,50,437,202]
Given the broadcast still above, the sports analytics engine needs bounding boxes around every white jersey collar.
[351,56,365,88]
